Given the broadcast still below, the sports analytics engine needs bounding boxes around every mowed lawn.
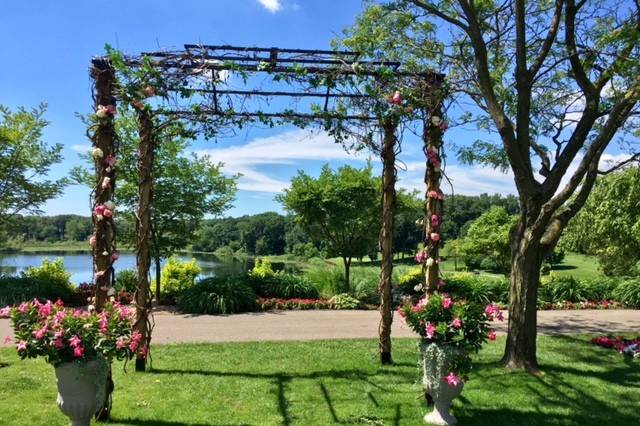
[0,336,637,425]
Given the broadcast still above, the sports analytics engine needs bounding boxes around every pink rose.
[443,372,460,387]
[89,236,97,247]
[143,86,155,97]
[430,233,440,242]
[94,204,106,216]
[451,318,462,329]
[105,154,116,167]
[431,214,439,228]
[103,208,113,218]
[68,335,82,348]
[390,90,402,105]
[425,322,436,339]
[442,297,452,309]
[73,345,84,358]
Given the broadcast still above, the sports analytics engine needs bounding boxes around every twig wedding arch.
[88,44,445,418]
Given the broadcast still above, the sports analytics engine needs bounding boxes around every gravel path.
[2,309,638,345]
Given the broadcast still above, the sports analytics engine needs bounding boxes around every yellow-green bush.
[24,258,72,290]
[160,257,201,296]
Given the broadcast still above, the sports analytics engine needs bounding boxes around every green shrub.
[539,274,585,303]
[303,265,346,297]
[248,271,319,299]
[580,277,620,301]
[613,279,640,307]
[0,275,76,306]
[177,276,257,314]
[24,258,72,289]
[160,257,201,296]
[249,258,275,279]
[442,272,508,304]
[397,267,423,296]
[115,269,137,293]
[349,267,380,304]
[329,293,361,309]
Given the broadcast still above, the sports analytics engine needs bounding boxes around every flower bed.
[539,300,623,310]
[592,335,640,359]
[257,297,333,311]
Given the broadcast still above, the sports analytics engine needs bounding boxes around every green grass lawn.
[0,336,637,425]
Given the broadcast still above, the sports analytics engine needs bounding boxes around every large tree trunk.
[134,109,154,372]
[502,219,543,371]
[342,256,351,292]
[378,121,397,365]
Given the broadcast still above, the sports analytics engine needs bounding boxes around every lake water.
[0,251,258,284]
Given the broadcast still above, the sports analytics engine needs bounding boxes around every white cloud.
[256,0,282,13]
[196,129,367,193]
[71,144,91,153]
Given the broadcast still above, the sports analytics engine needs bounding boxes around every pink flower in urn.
[425,322,437,339]
[18,302,28,314]
[103,208,113,218]
[105,154,116,168]
[116,337,127,350]
[143,86,155,97]
[390,90,402,105]
[451,318,462,329]
[443,372,460,387]
[73,345,85,358]
[442,297,453,309]
[431,214,439,228]
[69,335,82,348]
[53,338,65,349]
[33,326,48,341]
[16,340,28,352]
[430,233,440,242]
[488,330,497,341]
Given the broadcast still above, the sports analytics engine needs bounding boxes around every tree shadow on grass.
[148,366,414,425]
[109,418,251,426]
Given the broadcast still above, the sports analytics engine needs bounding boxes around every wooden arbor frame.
[88,44,445,376]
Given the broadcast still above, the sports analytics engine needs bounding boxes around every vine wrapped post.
[134,108,154,372]
[378,119,398,365]
[89,57,117,421]
[423,94,445,295]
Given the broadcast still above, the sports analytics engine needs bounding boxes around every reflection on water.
[0,251,292,285]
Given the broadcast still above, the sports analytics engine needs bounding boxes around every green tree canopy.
[277,163,380,289]
[0,104,66,232]
[459,206,517,274]
[564,167,640,276]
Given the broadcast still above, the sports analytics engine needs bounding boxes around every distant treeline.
[1,193,518,256]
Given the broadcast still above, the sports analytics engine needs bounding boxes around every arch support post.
[90,56,117,422]
[378,118,398,365]
[134,109,155,372]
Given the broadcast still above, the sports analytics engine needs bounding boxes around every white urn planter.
[420,342,465,425]
[55,357,108,426]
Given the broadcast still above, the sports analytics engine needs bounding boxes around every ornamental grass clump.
[398,292,502,382]
[0,299,143,365]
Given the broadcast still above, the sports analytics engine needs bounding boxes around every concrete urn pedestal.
[420,342,465,425]
[54,357,108,426]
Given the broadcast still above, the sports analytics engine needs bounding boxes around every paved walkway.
[1,309,638,345]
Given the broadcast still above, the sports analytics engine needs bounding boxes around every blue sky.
[1,0,529,217]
